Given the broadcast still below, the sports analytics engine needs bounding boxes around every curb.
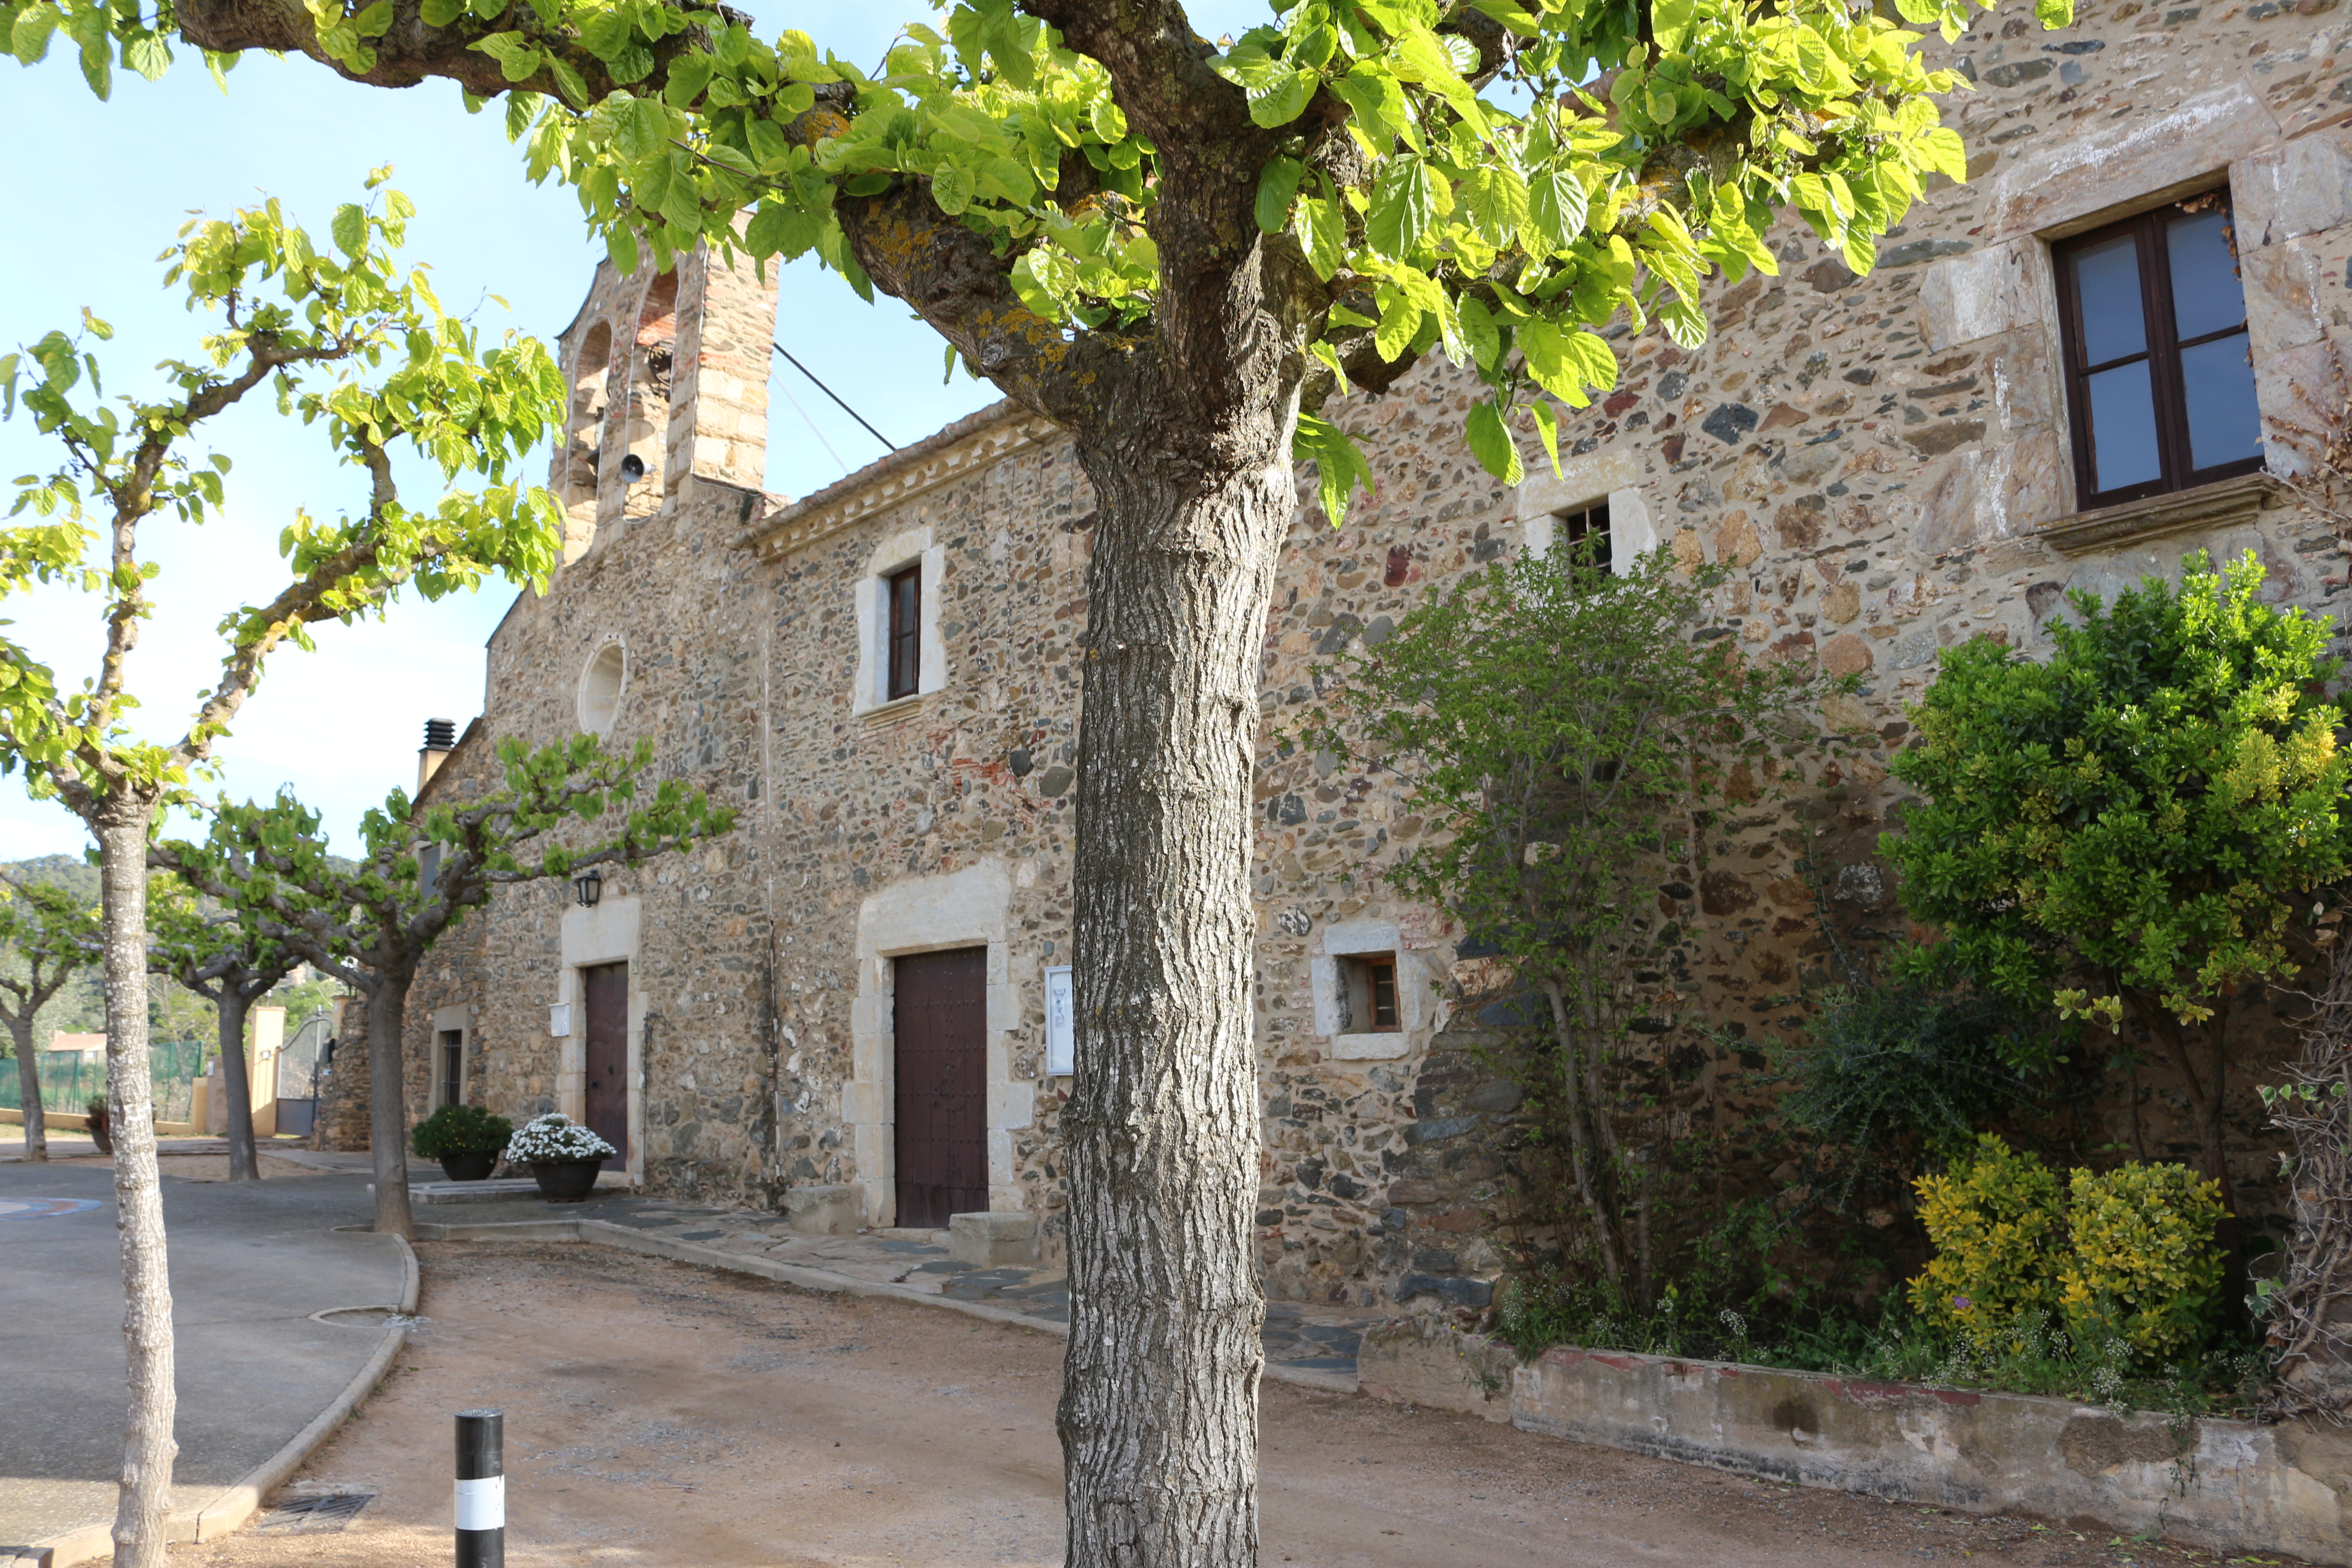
[419,1216,1361,1396]
[20,1232,418,1568]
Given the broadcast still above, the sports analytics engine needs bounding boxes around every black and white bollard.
[454,1409,504,1568]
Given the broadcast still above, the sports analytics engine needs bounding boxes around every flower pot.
[437,1149,500,1183]
[88,1112,113,1157]
[529,1157,606,1203]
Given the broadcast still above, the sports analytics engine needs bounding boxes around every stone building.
[397,0,2351,1312]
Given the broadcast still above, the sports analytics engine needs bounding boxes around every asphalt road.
[0,1158,406,1554]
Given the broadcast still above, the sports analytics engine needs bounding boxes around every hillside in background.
[3,853,353,1057]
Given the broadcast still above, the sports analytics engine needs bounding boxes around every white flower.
[505,1112,617,1164]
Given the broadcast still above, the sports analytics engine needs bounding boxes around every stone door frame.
[559,894,645,1183]
[845,858,1032,1228]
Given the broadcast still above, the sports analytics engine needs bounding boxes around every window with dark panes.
[437,1029,464,1108]
[2055,195,2264,510]
[885,563,921,701]
[1559,499,1612,580]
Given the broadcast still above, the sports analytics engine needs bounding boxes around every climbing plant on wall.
[1312,543,1827,1302]
[4,0,2081,1558]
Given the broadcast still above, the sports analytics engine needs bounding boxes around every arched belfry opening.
[565,320,612,513]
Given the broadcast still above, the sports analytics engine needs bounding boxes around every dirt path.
[174,1244,2270,1568]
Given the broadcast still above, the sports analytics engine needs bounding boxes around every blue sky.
[0,1,1269,861]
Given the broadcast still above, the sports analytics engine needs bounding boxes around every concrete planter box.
[1359,1320,2352,1563]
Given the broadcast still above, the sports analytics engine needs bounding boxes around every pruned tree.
[0,872,101,1161]
[8,0,2078,1556]
[0,183,563,1568]
[156,734,735,1239]
[146,873,299,1181]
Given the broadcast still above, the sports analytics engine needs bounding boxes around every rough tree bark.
[97,810,177,1568]
[365,973,416,1239]
[216,988,258,1182]
[10,1014,44,1162]
[1058,402,1295,1565]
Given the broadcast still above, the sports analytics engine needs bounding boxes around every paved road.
[0,1160,406,1555]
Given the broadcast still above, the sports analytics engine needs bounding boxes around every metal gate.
[273,1010,332,1138]
[892,947,987,1229]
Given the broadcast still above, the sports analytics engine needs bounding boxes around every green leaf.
[10,5,60,64]
[1524,163,1588,251]
[1518,319,1617,407]
[1255,156,1305,235]
[122,31,172,79]
[930,162,975,216]
[608,224,641,276]
[1465,400,1523,485]
[662,51,715,107]
[1294,412,1375,527]
[1372,282,1421,360]
[1457,294,1500,372]
[1457,163,1527,246]
[1249,65,1318,127]
[1294,194,1346,281]
[330,203,368,258]
[1366,156,1436,257]
[612,97,668,161]
[1527,398,1561,476]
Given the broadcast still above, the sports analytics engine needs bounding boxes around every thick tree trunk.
[96,811,177,1568]
[217,988,258,1181]
[1056,412,1294,1568]
[366,977,414,1239]
[11,1014,44,1162]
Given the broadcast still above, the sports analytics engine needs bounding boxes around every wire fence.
[0,1040,210,1123]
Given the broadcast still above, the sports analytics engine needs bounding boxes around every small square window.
[1556,500,1612,583]
[885,563,921,701]
[1339,954,1401,1033]
[2053,194,2264,510]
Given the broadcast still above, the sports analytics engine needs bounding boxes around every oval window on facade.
[578,642,627,736]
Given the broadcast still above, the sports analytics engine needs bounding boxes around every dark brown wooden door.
[582,961,629,1167]
[893,948,986,1228]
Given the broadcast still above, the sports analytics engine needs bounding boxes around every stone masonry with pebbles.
[391,0,2350,1314]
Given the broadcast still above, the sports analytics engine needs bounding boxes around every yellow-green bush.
[2059,1161,2227,1362]
[1906,1134,2066,1334]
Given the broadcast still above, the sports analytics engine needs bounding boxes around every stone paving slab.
[415,1191,1374,1380]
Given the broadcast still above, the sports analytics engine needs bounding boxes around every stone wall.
[402,0,2351,1313]
[312,994,370,1153]
[1358,1319,2352,1561]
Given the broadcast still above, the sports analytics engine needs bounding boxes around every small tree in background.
[157,734,735,1239]
[1885,550,2352,1309]
[1313,544,1823,1302]
[0,873,100,1161]
[0,181,563,1567]
[147,874,299,1181]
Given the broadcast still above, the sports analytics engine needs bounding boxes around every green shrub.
[2060,1161,2228,1362]
[1906,1133,2066,1335]
[411,1102,513,1161]
[1778,976,2043,1205]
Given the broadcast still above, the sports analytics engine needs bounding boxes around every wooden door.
[892,948,986,1228]
[582,961,629,1167]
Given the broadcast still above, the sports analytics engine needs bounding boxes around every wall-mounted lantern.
[573,867,604,908]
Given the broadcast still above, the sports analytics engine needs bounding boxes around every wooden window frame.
[1339,953,1403,1034]
[436,1027,465,1109]
[1562,499,1612,577]
[884,562,922,702]
[2053,197,2265,512]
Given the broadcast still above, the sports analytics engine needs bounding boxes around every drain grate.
[255,1491,377,1534]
